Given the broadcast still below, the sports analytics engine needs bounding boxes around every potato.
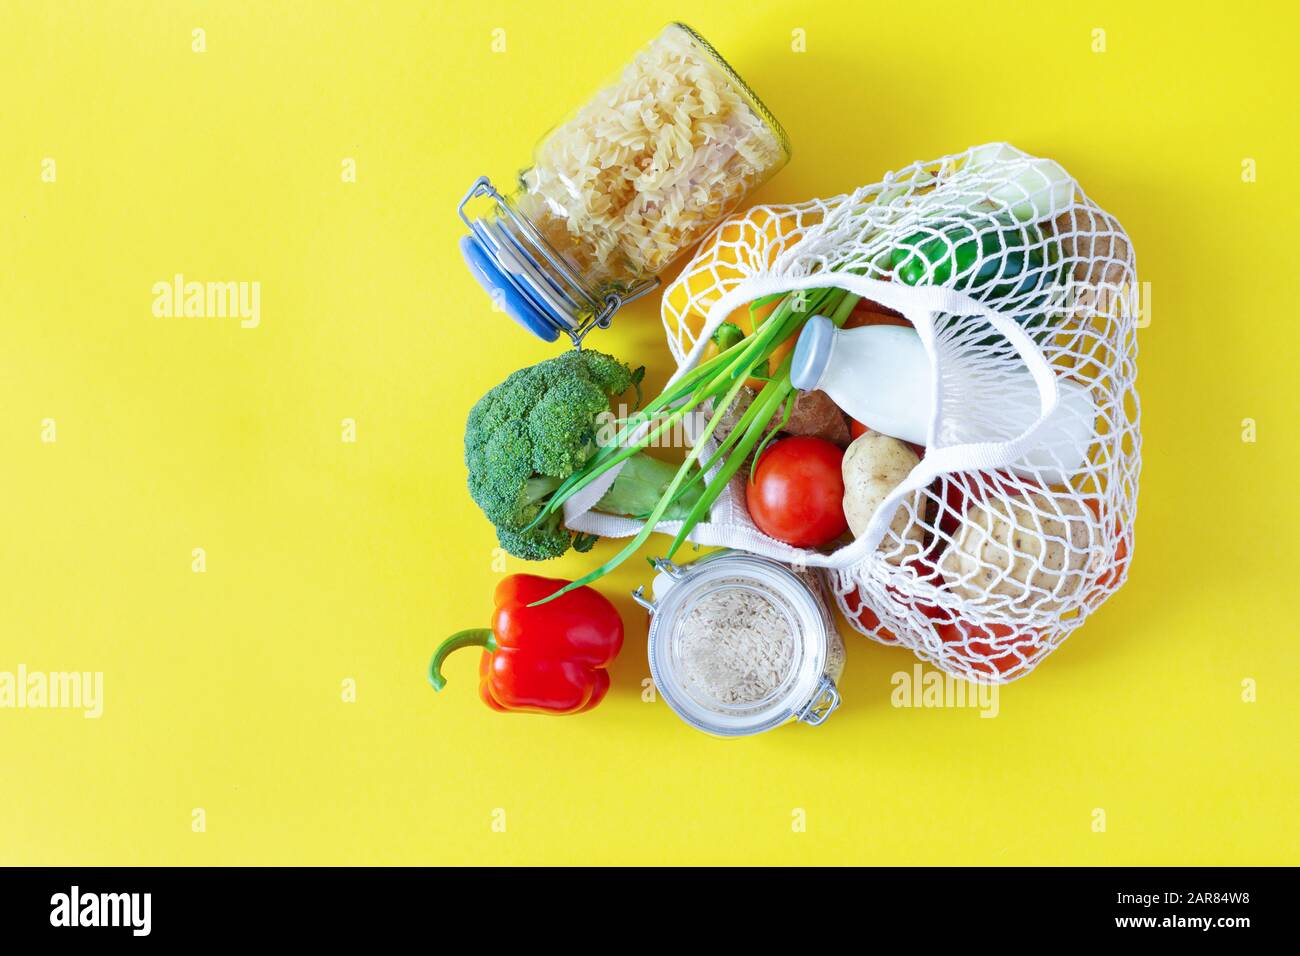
[939,492,1099,612]
[841,432,925,566]
[783,389,851,446]
[706,386,757,449]
[713,387,850,448]
[1052,208,1131,315]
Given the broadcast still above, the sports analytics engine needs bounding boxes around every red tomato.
[841,586,898,642]
[1081,498,1130,596]
[1095,536,1130,593]
[936,619,1044,676]
[746,436,848,548]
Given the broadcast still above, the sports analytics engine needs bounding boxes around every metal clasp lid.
[456,175,497,229]
[630,586,655,613]
[650,557,684,578]
[796,676,841,726]
[630,558,685,613]
[458,175,658,347]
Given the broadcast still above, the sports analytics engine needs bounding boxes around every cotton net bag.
[567,143,1140,683]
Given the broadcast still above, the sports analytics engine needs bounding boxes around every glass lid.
[647,553,829,737]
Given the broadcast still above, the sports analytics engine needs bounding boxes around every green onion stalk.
[527,282,863,604]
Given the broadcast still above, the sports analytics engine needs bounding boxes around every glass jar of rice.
[458,23,790,344]
[633,551,844,737]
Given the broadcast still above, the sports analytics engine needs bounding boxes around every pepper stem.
[428,628,498,692]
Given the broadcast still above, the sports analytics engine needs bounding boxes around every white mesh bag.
[567,143,1140,682]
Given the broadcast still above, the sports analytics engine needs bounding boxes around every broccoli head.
[464,349,642,560]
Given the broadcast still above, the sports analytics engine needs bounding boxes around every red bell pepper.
[428,574,623,715]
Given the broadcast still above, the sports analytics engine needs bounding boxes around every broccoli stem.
[593,452,703,522]
[534,302,794,521]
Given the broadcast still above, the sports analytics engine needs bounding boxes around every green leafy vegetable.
[526,285,862,604]
[465,349,702,560]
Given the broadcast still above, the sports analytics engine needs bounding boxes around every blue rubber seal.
[459,234,561,343]
[790,314,835,391]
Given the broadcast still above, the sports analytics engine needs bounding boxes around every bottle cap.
[790,314,835,391]
[459,234,562,343]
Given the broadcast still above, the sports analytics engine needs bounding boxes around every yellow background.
[2,0,1295,866]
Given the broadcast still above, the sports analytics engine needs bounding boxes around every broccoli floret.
[465,350,643,560]
[527,376,611,477]
[493,512,574,562]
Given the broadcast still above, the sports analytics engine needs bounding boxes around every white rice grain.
[678,585,796,707]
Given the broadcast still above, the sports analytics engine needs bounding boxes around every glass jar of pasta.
[458,22,791,344]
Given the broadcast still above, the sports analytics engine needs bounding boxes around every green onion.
[527,283,863,606]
